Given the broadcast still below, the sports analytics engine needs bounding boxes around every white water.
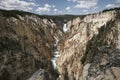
[51,42,60,70]
[51,23,67,70]
[63,23,68,32]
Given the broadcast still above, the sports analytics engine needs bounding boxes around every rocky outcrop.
[86,46,120,80]
[28,69,50,80]
[57,9,120,80]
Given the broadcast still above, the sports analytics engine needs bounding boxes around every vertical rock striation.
[0,10,63,80]
[57,9,120,80]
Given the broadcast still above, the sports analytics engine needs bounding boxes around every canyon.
[0,8,120,80]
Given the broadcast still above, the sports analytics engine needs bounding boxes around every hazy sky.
[0,0,120,15]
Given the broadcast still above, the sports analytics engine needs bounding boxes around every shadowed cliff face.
[0,10,63,80]
[57,10,120,80]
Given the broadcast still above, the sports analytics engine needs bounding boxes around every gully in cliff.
[51,20,67,70]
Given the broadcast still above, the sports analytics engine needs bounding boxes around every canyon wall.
[0,10,63,80]
[57,10,120,80]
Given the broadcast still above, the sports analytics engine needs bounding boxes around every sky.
[0,0,120,15]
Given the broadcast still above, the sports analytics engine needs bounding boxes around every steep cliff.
[0,9,63,80]
[57,9,120,80]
